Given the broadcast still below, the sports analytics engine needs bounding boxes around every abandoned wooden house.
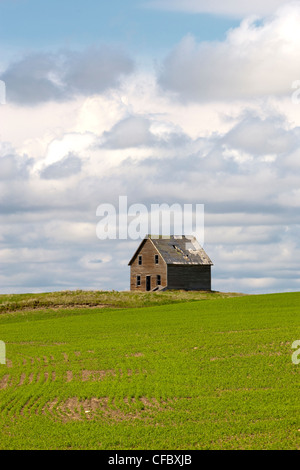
[128,235,213,292]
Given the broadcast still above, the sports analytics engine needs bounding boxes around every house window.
[155,254,159,264]
[138,255,142,265]
[157,275,161,286]
[136,275,141,287]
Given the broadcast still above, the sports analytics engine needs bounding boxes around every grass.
[0,290,299,450]
[0,289,243,314]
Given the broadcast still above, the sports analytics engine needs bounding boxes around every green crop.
[0,292,299,450]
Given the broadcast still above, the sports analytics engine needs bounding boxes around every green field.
[0,290,299,450]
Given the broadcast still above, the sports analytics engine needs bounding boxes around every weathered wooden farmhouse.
[128,235,213,292]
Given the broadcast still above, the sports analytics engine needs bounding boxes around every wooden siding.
[130,239,167,291]
[167,265,211,291]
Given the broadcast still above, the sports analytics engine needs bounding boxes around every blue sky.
[0,0,239,55]
[0,0,300,295]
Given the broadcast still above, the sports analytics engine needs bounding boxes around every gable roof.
[128,235,213,266]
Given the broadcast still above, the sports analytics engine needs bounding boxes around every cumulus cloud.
[1,103,300,294]
[1,52,63,105]
[158,4,300,101]
[102,116,154,149]
[100,114,191,149]
[146,0,293,18]
[40,153,82,180]
[1,11,300,295]
[1,46,134,105]
[220,113,300,160]
[0,151,32,181]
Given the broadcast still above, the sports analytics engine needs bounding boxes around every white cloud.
[158,4,300,101]
[146,0,294,18]
[42,132,94,167]
[0,46,134,105]
[1,6,300,295]
[79,253,112,271]
[102,116,154,149]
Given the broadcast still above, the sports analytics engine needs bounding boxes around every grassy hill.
[0,290,299,450]
[0,289,243,314]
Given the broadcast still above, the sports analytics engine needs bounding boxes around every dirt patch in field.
[0,304,114,314]
[0,374,9,390]
[18,373,26,386]
[41,396,175,423]
[79,369,147,382]
[125,352,144,358]
[81,369,117,381]
[66,371,73,382]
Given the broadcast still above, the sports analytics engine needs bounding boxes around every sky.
[0,0,300,294]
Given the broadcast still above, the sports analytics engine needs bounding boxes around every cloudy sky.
[1,0,300,295]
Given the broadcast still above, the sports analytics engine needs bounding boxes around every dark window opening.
[157,275,161,286]
[138,255,142,265]
[136,275,141,287]
[155,254,159,264]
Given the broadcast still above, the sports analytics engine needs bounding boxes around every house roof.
[128,235,213,266]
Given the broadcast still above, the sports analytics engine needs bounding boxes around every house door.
[146,276,151,292]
